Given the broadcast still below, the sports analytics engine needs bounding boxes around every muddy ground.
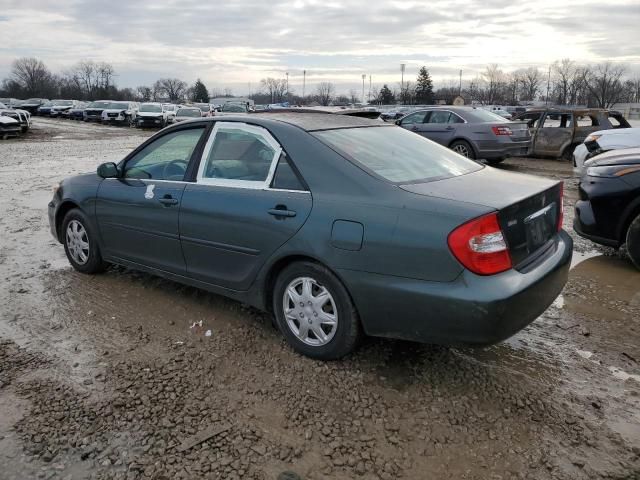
[0,118,639,480]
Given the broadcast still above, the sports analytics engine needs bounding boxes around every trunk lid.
[401,168,562,270]
[506,121,531,141]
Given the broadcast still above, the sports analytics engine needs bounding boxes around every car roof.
[522,107,609,114]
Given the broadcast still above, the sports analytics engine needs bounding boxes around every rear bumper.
[338,230,572,345]
[475,139,531,159]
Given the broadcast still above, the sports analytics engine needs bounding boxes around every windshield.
[221,103,246,112]
[465,109,510,123]
[53,100,73,106]
[25,98,43,103]
[196,105,210,112]
[40,101,53,107]
[140,104,162,112]
[107,102,129,110]
[88,101,110,108]
[314,126,482,184]
[177,108,201,117]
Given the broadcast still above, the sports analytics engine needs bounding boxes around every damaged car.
[0,102,31,133]
[48,112,571,360]
[574,147,640,269]
[101,101,138,126]
[0,114,21,139]
[513,108,630,160]
[573,127,640,176]
[83,100,112,122]
[136,103,169,128]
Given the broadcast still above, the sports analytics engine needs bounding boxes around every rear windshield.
[221,103,246,112]
[464,109,510,123]
[314,126,482,184]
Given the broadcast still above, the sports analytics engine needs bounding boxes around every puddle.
[570,250,602,269]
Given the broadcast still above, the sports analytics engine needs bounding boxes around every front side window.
[315,126,482,184]
[198,123,281,185]
[400,111,427,125]
[124,127,205,181]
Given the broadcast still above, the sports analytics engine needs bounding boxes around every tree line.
[2,56,639,109]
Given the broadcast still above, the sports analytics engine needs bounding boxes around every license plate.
[524,204,555,251]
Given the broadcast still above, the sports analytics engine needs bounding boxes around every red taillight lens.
[448,212,512,275]
[491,126,513,136]
[557,182,564,232]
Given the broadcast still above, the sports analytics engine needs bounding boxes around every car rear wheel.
[273,261,362,360]
[62,209,106,274]
[626,213,640,270]
[450,140,475,160]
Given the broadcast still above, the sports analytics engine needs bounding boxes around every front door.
[533,113,574,157]
[179,122,312,290]
[398,111,429,137]
[420,110,462,145]
[96,125,207,273]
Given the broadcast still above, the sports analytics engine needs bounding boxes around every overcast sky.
[1,0,639,95]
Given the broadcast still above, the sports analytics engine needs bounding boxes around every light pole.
[362,74,366,104]
[400,63,406,104]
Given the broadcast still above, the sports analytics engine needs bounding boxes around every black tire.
[61,209,107,274]
[450,140,476,159]
[272,261,362,360]
[486,158,505,165]
[626,213,640,270]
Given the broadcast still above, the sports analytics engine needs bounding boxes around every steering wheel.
[162,159,188,180]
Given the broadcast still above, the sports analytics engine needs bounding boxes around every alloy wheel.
[283,277,338,346]
[452,144,470,157]
[66,219,90,265]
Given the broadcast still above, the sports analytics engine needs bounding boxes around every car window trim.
[195,121,283,190]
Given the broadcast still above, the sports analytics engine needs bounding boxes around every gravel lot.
[0,118,639,480]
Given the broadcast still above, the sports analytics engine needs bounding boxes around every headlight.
[585,134,601,143]
[586,165,640,177]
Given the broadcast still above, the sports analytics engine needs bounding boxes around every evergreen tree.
[191,78,209,103]
[415,66,434,104]
[379,84,395,105]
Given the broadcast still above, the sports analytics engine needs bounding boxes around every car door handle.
[159,196,179,206]
[268,206,296,218]
[445,126,454,130]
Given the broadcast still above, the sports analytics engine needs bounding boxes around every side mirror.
[97,162,119,178]
[395,119,401,126]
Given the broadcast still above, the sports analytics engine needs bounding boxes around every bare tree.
[260,78,287,103]
[315,82,335,106]
[583,62,627,108]
[552,59,589,105]
[136,86,153,101]
[154,78,187,102]
[518,67,543,102]
[10,57,56,96]
[481,64,506,104]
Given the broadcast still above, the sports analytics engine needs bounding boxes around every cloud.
[0,0,638,93]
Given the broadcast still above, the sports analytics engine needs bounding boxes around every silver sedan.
[396,106,531,165]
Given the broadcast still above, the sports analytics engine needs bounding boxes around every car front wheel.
[62,209,106,274]
[626,213,640,270]
[273,261,362,360]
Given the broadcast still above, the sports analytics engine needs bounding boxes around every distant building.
[209,97,254,106]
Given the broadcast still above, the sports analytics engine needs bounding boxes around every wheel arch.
[55,200,81,242]
[618,198,640,244]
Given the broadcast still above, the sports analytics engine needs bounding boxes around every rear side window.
[542,113,572,128]
[314,126,482,184]
[575,115,599,127]
[271,154,306,191]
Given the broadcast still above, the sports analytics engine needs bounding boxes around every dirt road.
[1,118,639,480]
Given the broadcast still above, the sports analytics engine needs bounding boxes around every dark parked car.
[84,100,111,122]
[68,104,88,121]
[48,113,571,359]
[20,98,49,114]
[37,101,54,116]
[513,108,630,159]
[574,147,640,269]
[396,106,531,164]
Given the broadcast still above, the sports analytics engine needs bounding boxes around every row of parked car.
[0,97,253,131]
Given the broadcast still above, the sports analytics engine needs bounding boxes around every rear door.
[420,110,463,145]
[533,112,573,157]
[179,122,312,290]
[96,124,208,273]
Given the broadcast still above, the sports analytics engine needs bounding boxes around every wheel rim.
[66,220,90,265]
[283,277,338,347]
[452,144,470,157]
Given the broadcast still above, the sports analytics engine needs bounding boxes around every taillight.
[491,126,513,136]
[557,182,564,232]
[448,212,512,275]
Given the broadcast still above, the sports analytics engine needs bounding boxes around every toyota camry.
[48,112,572,359]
